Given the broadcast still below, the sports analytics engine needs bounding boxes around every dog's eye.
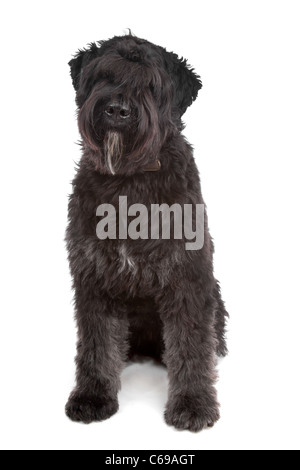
[100,71,115,83]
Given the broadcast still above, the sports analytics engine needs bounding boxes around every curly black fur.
[65,34,228,432]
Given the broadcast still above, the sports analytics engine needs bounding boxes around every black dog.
[65,34,228,432]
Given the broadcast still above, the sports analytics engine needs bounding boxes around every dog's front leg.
[158,284,220,432]
[66,288,128,424]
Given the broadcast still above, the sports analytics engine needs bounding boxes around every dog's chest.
[118,243,136,274]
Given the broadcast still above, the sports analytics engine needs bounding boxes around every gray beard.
[103,131,123,175]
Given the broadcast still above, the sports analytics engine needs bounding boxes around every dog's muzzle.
[105,102,131,125]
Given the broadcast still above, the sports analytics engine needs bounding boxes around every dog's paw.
[65,393,119,424]
[165,394,220,432]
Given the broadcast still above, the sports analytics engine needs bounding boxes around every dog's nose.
[105,103,131,120]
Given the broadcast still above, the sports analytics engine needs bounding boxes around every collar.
[143,159,161,172]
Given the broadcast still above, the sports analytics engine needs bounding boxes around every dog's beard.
[103,131,123,175]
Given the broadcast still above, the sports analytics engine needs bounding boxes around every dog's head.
[69,34,202,175]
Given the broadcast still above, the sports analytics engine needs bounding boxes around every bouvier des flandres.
[65,34,228,432]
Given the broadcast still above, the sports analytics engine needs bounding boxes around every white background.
[0,0,299,451]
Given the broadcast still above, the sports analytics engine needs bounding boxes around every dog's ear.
[161,49,202,116]
[68,43,100,91]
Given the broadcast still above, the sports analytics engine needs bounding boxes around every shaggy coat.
[65,34,228,432]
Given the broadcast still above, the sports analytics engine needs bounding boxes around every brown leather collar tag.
[143,160,161,172]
